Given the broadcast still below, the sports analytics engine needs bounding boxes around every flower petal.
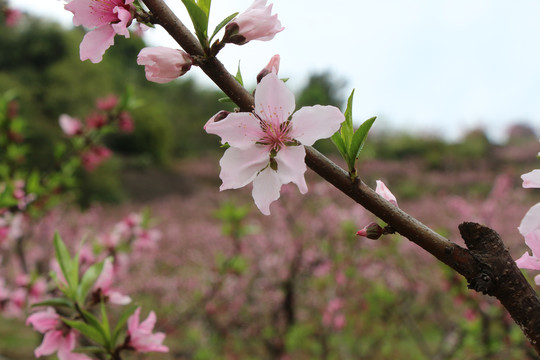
[205,112,263,149]
[522,169,540,189]
[516,252,540,270]
[375,180,398,206]
[275,146,307,193]
[255,73,295,126]
[252,167,282,215]
[111,6,132,38]
[518,202,540,236]
[35,330,63,357]
[79,25,116,63]
[525,229,540,257]
[219,146,269,190]
[289,105,344,146]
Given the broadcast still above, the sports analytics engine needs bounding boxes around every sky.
[9,0,540,142]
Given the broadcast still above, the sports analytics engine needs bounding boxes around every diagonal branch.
[140,0,540,354]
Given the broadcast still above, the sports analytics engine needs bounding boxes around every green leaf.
[62,318,107,347]
[348,116,376,163]
[53,233,77,296]
[100,301,111,345]
[112,304,138,346]
[209,12,238,43]
[197,0,211,15]
[218,97,233,103]
[181,0,209,46]
[235,61,243,86]
[79,308,111,348]
[341,89,355,148]
[78,259,105,304]
[26,170,41,194]
[331,131,348,161]
[31,297,75,309]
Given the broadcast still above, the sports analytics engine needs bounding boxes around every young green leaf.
[100,301,111,344]
[197,0,211,15]
[349,116,376,162]
[78,259,106,304]
[209,12,238,43]
[331,131,348,161]
[341,89,355,148]
[181,0,209,46]
[62,318,107,347]
[235,61,244,86]
[31,297,75,309]
[53,233,77,296]
[111,304,138,346]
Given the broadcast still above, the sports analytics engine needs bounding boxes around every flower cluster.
[205,70,344,215]
[515,168,540,284]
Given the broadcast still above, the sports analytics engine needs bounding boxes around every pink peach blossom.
[5,8,22,27]
[65,0,135,63]
[205,72,344,215]
[127,307,169,353]
[96,94,119,111]
[81,146,112,171]
[375,180,398,206]
[59,115,83,137]
[224,0,283,45]
[118,111,134,132]
[516,229,540,272]
[137,47,193,83]
[93,258,131,305]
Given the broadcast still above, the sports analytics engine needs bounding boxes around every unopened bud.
[356,222,384,240]
[257,54,280,83]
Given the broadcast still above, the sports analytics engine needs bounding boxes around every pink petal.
[254,73,295,126]
[375,180,398,206]
[26,308,60,333]
[257,54,280,82]
[79,25,116,63]
[252,167,282,215]
[535,274,540,286]
[35,330,63,357]
[289,105,344,146]
[111,6,132,38]
[275,146,307,194]
[218,146,269,190]
[525,229,540,257]
[137,47,192,83]
[522,170,540,189]
[66,0,107,27]
[515,252,540,270]
[518,203,540,236]
[138,311,157,333]
[108,291,132,305]
[205,112,263,149]
[59,115,83,136]
[127,307,141,333]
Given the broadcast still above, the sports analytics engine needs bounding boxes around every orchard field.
[1,3,540,360]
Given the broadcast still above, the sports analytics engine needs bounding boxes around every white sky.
[9,0,540,142]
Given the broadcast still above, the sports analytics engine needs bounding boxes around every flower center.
[258,118,293,152]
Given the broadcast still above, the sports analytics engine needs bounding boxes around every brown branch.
[140,0,540,354]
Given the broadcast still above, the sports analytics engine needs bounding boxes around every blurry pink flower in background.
[205,72,344,215]
[65,0,135,63]
[27,308,92,359]
[5,8,22,27]
[375,180,398,206]
[96,94,119,111]
[224,0,283,45]
[322,298,346,331]
[59,115,83,137]
[118,111,134,132]
[127,307,169,353]
[137,47,193,83]
[93,258,131,305]
[81,146,112,172]
[134,228,161,251]
[86,113,107,129]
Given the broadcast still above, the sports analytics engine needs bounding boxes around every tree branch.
[140,0,540,354]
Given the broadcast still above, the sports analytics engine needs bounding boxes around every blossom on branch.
[223,0,283,45]
[375,180,398,206]
[127,307,169,353]
[64,0,135,63]
[137,47,193,83]
[59,115,83,137]
[205,72,344,215]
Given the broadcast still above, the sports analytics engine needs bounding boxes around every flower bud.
[137,47,193,84]
[257,54,280,83]
[356,222,384,240]
[59,114,83,137]
[223,0,283,45]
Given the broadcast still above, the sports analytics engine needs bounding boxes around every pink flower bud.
[257,54,280,83]
[5,8,22,27]
[356,222,384,240]
[96,94,119,111]
[59,115,83,137]
[137,47,192,84]
[223,0,283,45]
[86,112,107,129]
[118,111,134,132]
[81,146,112,172]
[375,180,398,206]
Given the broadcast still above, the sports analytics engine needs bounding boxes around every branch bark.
[140,0,540,354]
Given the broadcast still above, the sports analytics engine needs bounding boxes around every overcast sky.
[9,0,540,142]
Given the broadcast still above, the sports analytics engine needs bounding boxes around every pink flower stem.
[140,0,540,354]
